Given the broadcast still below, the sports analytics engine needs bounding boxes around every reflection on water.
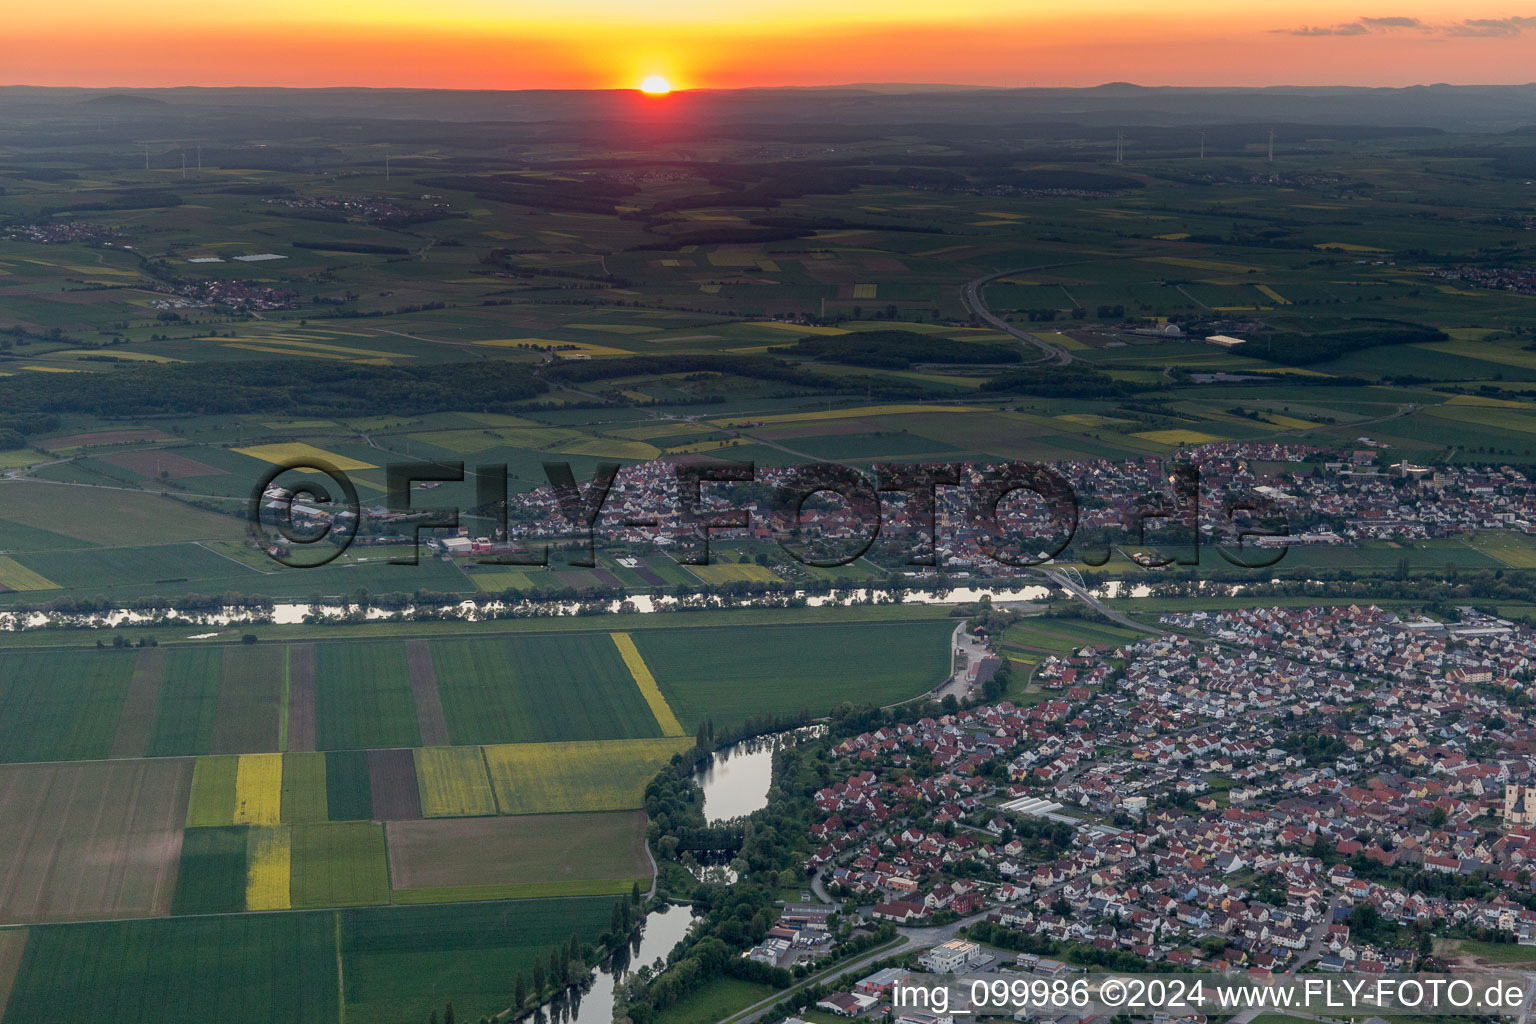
[693,726,825,824]
[538,904,700,1024]
[0,583,1092,631]
[685,862,739,885]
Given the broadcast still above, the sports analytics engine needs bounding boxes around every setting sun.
[639,75,672,94]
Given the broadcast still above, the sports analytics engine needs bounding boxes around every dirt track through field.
[287,644,316,752]
[109,648,167,758]
[405,641,450,747]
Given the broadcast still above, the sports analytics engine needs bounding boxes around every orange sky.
[7,2,1536,88]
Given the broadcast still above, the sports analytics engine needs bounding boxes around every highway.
[960,269,1075,366]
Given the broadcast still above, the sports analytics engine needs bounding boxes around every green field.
[280,751,330,823]
[145,648,225,757]
[0,649,136,763]
[324,750,375,822]
[290,821,391,909]
[633,620,955,728]
[481,737,691,814]
[171,825,249,915]
[429,633,665,745]
[313,643,422,751]
[341,898,616,1024]
[186,754,239,826]
[654,977,777,1024]
[3,912,338,1024]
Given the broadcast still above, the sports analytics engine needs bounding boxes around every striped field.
[611,633,686,736]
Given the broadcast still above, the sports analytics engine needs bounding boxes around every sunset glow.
[640,76,673,94]
[8,2,1536,87]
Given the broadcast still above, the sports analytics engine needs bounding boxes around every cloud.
[1359,16,1424,28]
[1276,13,1536,37]
[1281,22,1369,35]
[1447,15,1536,35]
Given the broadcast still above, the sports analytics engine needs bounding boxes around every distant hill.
[81,93,167,108]
[0,82,1532,132]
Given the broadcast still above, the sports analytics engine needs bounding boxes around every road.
[719,910,995,1024]
[1037,567,1160,634]
[933,620,989,702]
[961,270,1075,365]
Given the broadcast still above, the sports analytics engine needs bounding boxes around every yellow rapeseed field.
[1131,429,1224,446]
[232,442,376,472]
[0,556,59,591]
[610,634,686,737]
[245,825,291,911]
[233,753,283,826]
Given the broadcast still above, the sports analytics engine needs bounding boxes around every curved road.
[1037,567,1160,634]
[961,270,1075,366]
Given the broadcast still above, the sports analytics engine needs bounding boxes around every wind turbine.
[1199,129,1207,159]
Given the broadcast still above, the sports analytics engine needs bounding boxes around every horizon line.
[6,80,1536,94]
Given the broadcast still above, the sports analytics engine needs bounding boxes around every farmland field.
[0,759,190,924]
[427,633,666,745]
[385,810,649,899]
[0,482,242,547]
[632,620,955,728]
[290,821,391,909]
[280,751,329,823]
[0,650,137,763]
[2,911,339,1024]
[481,736,692,814]
[145,647,224,757]
[1469,531,1536,569]
[210,644,285,754]
[171,825,248,915]
[341,898,616,1024]
[185,754,239,827]
[0,556,57,591]
[313,642,422,750]
[244,824,291,910]
[324,749,375,822]
[110,648,168,758]
[413,745,498,817]
[233,752,283,825]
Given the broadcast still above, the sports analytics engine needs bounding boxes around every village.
[284,441,1536,575]
[746,601,1536,1022]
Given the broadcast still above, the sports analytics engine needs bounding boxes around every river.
[0,580,1177,632]
[693,726,826,824]
[539,904,700,1024]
